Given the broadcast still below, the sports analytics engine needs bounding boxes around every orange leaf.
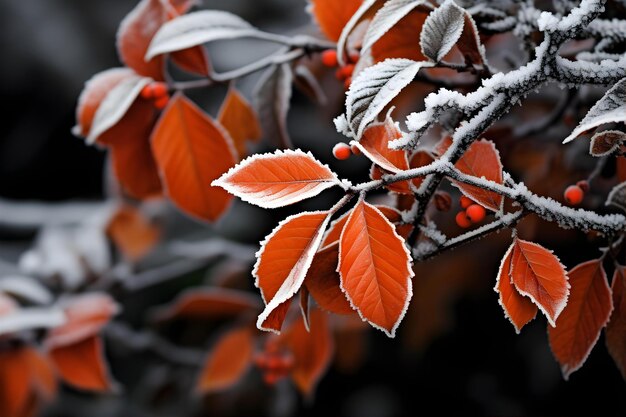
[74,68,135,138]
[49,336,114,392]
[117,0,208,80]
[100,99,162,199]
[453,139,503,212]
[370,164,413,195]
[548,260,612,379]
[338,200,414,337]
[410,151,435,189]
[106,205,160,261]
[23,349,57,400]
[494,242,537,333]
[152,288,262,321]
[354,118,409,173]
[46,293,119,349]
[218,88,262,160]
[213,149,340,209]
[371,10,428,62]
[455,11,486,67]
[607,266,626,379]
[308,0,363,41]
[304,243,354,315]
[0,348,32,417]
[285,307,333,396]
[151,94,237,222]
[509,239,569,327]
[254,211,333,332]
[196,326,254,393]
[323,205,410,246]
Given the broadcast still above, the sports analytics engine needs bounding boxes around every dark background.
[0,1,624,416]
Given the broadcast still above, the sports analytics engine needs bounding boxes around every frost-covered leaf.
[353,116,410,173]
[0,276,53,305]
[213,149,340,209]
[0,307,65,336]
[254,63,293,149]
[563,78,626,143]
[254,211,333,333]
[420,0,465,62]
[146,10,259,60]
[494,243,537,333]
[119,0,209,79]
[284,307,333,396]
[548,260,612,379]
[362,0,430,55]
[452,139,504,212]
[589,130,626,157]
[338,200,414,337]
[607,266,626,380]
[304,243,354,315]
[218,88,262,160]
[197,325,254,393]
[152,288,262,322]
[346,59,432,138]
[46,293,119,348]
[510,239,570,327]
[73,68,135,138]
[151,93,237,222]
[308,0,367,43]
[86,75,151,145]
[334,0,380,64]
[607,181,626,212]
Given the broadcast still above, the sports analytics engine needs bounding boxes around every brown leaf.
[606,266,626,379]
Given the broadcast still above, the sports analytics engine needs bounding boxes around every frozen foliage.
[146,10,259,60]
[420,0,466,62]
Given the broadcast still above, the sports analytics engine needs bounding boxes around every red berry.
[151,82,168,98]
[455,211,472,228]
[466,204,486,223]
[140,85,154,99]
[564,185,584,205]
[266,356,283,371]
[350,143,361,155]
[344,76,352,90]
[348,52,360,63]
[333,143,352,160]
[460,195,473,209]
[263,371,281,385]
[434,191,452,212]
[154,95,170,110]
[339,64,355,79]
[576,180,590,193]
[321,50,338,67]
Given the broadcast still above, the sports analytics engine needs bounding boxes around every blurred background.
[0,1,625,416]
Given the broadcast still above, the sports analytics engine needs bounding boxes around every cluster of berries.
[253,340,294,385]
[140,82,170,110]
[563,180,588,206]
[321,49,360,90]
[455,196,486,228]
